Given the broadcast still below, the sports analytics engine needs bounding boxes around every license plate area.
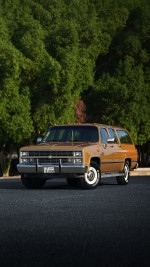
[44,167,55,173]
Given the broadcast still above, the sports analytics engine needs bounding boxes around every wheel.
[66,178,80,187]
[79,162,100,190]
[21,174,46,189]
[116,161,129,185]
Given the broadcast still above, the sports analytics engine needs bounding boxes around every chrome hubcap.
[87,170,95,181]
[85,167,98,185]
[124,164,129,181]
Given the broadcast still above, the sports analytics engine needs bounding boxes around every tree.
[0,44,33,175]
[75,100,87,123]
[85,56,150,144]
[85,0,150,145]
[0,0,150,175]
[0,6,33,175]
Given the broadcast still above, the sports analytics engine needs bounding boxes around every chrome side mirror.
[107,138,115,144]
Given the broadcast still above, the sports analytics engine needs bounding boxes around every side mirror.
[107,138,115,144]
[37,137,43,143]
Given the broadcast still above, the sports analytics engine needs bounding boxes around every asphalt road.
[0,176,150,267]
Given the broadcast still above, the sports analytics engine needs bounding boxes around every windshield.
[44,126,99,143]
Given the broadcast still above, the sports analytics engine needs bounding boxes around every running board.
[101,172,123,178]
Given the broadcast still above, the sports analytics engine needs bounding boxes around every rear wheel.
[79,162,100,190]
[116,161,129,185]
[21,174,46,189]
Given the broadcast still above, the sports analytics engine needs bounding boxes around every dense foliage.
[0,0,150,173]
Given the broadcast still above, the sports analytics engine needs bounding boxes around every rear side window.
[100,128,109,144]
[108,128,118,143]
[116,130,133,144]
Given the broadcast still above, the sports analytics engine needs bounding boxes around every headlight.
[74,158,82,163]
[21,158,29,163]
[20,151,29,157]
[68,158,82,164]
[73,151,82,157]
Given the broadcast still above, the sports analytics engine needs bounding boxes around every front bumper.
[17,163,88,174]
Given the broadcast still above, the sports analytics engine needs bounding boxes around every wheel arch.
[125,158,131,168]
[90,157,100,170]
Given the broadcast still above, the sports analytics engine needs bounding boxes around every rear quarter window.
[116,130,133,144]
[100,128,109,144]
[108,128,118,143]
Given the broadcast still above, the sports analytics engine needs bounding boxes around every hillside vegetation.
[0,0,150,174]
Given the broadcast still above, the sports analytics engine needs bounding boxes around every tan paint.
[19,123,138,174]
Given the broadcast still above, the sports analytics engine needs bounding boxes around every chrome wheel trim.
[84,167,98,185]
[124,163,129,182]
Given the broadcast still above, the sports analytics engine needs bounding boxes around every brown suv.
[17,123,138,189]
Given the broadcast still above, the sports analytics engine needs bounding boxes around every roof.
[49,123,126,130]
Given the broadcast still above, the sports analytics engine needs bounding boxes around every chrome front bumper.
[17,164,88,174]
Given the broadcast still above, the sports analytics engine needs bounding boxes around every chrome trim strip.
[101,161,124,165]
[101,172,123,178]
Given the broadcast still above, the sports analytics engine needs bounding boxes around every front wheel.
[21,174,46,189]
[79,162,100,190]
[116,161,130,185]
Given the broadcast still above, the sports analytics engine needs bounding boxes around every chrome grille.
[25,150,82,165]
[38,158,68,164]
[29,151,73,157]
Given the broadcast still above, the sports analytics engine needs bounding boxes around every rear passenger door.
[107,128,123,171]
[115,129,137,169]
[99,127,122,173]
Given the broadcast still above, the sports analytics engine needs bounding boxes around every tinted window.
[108,128,118,143]
[44,126,99,142]
[116,130,133,144]
[100,128,109,144]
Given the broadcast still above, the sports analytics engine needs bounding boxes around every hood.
[20,142,98,151]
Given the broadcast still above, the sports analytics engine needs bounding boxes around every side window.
[108,128,118,143]
[116,130,133,144]
[100,128,109,144]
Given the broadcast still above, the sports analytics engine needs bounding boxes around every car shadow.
[0,177,120,190]
[0,178,82,190]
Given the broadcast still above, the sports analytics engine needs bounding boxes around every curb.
[130,168,150,176]
[0,175,20,179]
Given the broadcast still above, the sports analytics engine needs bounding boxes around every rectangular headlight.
[73,151,82,157]
[68,158,82,164]
[21,158,29,163]
[74,158,82,163]
[20,151,29,157]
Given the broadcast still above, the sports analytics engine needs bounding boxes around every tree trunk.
[0,150,12,177]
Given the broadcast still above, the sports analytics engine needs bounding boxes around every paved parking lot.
[0,175,150,267]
